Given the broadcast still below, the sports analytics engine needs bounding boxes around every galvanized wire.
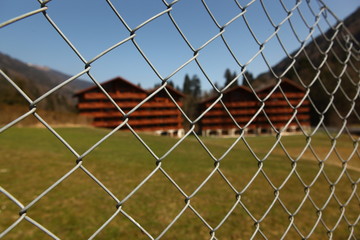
[0,0,359,239]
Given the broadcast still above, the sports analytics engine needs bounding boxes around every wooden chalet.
[199,85,258,136]
[256,79,310,133]
[199,79,310,136]
[75,77,185,137]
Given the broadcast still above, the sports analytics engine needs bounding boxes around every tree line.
[165,68,255,100]
[169,68,255,129]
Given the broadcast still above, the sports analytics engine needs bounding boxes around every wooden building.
[256,79,311,134]
[199,79,310,136]
[199,85,258,136]
[75,77,185,137]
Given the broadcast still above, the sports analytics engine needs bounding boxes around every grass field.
[0,127,359,239]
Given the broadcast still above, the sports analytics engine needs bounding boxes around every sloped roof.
[147,84,185,98]
[74,76,148,96]
[256,78,305,93]
[200,85,253,104]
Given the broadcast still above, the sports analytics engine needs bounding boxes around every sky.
[1,0,359,91]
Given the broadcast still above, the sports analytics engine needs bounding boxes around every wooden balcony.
[201,117,252,124]
[262,107,310,114]
[201,114,310,128]
[203,106,309,118]
[257,92,305,99]
[201,120,310,131]
[83,92,148,100]
[131,125,183,131]
[203,101,258,108]
[79,109,181,118]
[263,100,310,107]
[203,99,309,109]
[201,123,257,130]
[204,109,258,117]
[93,118,181,129]
[129,118,181,126]
[252,122,311,129]
[256,114,310,122]
[81,92,182,102]
[77,101,182,110]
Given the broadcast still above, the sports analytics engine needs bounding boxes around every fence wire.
[0,0,359,239]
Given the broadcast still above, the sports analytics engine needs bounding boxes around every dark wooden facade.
[76,77,310,136]
[199,86,258,136]
[75,77,185,136]
[256,79,310,133]
[199,79,310,136]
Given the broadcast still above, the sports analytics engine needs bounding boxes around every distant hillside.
[0,52,92,112]
[253,7,360,126]
[0,52,93,126]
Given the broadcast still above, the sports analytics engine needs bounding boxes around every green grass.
[0,127,359,239]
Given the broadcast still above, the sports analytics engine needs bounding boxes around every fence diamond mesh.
[0,0,359,239]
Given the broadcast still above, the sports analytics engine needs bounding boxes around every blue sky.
[1,0,359,91]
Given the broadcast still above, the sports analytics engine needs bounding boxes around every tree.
[191,75,201,98]
[154,80,178,90]
[209,82,220,96]
[181,74,202,130]
[182,74,201,98]
[167,80,175,88]
[182,74,192,95]
[223,68,238,89]
[242,70,254,87]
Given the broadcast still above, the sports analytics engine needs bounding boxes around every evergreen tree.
[181,74,202,131]
[167,80,175,88]
[191,75,201,98]
[223,68,238,89]
[210,82,220,96]
[182,74,201,98]
[154,80,176,89]
[182,74,192,95]
[242,70,254,87]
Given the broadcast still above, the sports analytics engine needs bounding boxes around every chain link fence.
[0,0,359,239]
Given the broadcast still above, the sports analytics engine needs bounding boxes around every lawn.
[0,127,359,239]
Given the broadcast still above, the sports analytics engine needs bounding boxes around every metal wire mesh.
[0,0,359,239]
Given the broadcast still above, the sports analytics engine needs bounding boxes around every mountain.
[252,7,360,126]
[0,52,92,112]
